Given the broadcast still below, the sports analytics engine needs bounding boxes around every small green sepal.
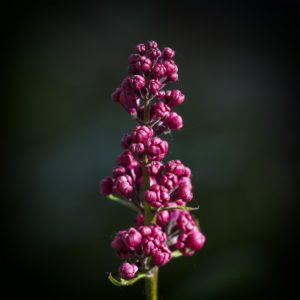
[171,250,183,258]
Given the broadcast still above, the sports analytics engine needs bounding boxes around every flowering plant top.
[99,41,205,296]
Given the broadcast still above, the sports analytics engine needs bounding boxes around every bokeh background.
[3,0,299,299]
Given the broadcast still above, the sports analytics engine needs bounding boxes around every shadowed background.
[3,0,299,299]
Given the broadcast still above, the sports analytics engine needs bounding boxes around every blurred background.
[3,0,299,299]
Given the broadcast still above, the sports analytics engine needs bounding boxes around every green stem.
[143,100,155,225]
[145,267,158,300]
[143,99,158,300]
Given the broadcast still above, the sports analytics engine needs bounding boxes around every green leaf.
[108,272,150,287]
[160,205,199,211]
[171,250,183,258]
[107,194,139,212]
[108,273,123,287]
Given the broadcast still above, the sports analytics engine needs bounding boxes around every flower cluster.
[135,205,205,257]
[111,225,171,279]
[111,41,184,135]
[100,41,205,281]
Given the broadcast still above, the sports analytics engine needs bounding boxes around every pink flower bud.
[112,175,133,197]
[147,40,158,49]
[112,166,126,178]
[138,226,152,236]
[175,199,186,206]
[128,54,140,64]
[172,181,193,202]
[121,76,133,91]
[156,210,170,226]
[136,43,146,54]
[179,177,192,187]
[180,188,193,202]
[167,112,183,130]
[111,230,126,249]
[156,90,166,100]
[175,233,195,256]
[165,90,171,98]
[128,64,139,75]
[163,47,175,58]
[134,213,144,227]
[131,125,153,143]
[153,101,171,119]
[167,72,178,82]
[150,225,167,243]
[118,262,138,279]
[141,236,160,255]
[119,89,138,103]
[147,79,161,94]
[160,172,178,190]
[151,244,171,266]
[136,55,152,71]
[149,175,157,187]
[111,88,122,102]
[140,225,166,256]
[130,108,137,119]
[116,151,135,167]
[147,137,168,161]
[131,75,146,90]
[184,167,191,177]
[99,177,113,195]
[163,59,178,74]
[148,48,161,60]
[165,160,186,176]
[146,161,164,177]
[177,211,196,233]
[123,227,142,248]
[120,133,133,149]
[175,233,187,250]
[144,184,170,208]
[165,89,185,108]
[186,228,206,250]
[130,142,145,157]
[152,63,167,78]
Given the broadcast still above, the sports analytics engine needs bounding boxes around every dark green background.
[3,1,299,299]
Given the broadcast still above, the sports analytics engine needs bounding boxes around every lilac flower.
[99,41,205,293]
[119,263,138,279]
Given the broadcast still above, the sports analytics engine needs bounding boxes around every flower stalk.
[145,267,158,300]
[143,97,158,300]
[99,41,206,299]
